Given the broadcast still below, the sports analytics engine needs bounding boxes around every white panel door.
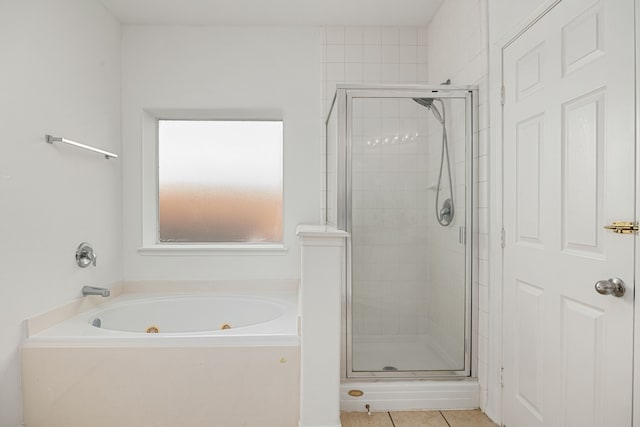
[502,0,636,426]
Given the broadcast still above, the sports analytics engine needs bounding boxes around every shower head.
[413,97,434,109]
[415,97,444,124]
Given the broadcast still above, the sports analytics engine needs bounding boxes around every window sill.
[137,244,288,256]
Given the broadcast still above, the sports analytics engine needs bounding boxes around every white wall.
[0,1,122,425]
[426,0,490,410]
[489,0,549,43]
[121,26,322,280]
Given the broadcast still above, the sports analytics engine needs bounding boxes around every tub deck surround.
[26,281,124,337]
[21,288,300,427]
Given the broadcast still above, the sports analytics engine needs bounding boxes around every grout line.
[440,411,453,427]
[387,411,397,427]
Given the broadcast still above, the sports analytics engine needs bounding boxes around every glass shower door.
[346,90,472,377]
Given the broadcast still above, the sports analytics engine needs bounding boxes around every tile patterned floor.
[340,410,499,427]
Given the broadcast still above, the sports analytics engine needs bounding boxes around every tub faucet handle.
[76,242,97,268]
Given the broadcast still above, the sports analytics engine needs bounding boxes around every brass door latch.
[604,221,639,234]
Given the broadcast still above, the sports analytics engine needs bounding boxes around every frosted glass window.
[158,120,283,243]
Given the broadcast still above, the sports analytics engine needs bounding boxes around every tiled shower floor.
[341,410,499,427]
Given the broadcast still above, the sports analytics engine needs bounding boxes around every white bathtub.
[28,292,299,345]
[22,292,300,427]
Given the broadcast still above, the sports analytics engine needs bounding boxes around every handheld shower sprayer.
[412,82,455,227]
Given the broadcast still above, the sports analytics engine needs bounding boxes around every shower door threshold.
[340,379,479,412]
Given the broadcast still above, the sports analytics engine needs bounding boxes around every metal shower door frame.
[331,84,478,380]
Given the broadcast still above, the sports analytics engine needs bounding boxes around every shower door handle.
[594,278,625,297]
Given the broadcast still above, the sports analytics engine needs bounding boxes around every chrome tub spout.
[82,285,110,297]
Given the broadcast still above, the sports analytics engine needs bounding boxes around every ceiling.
[98,0,445,26]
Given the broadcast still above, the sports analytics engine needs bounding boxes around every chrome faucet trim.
[82,285,110,297]
[76,242,97,268]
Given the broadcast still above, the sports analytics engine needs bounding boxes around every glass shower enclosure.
[326,84,477,379]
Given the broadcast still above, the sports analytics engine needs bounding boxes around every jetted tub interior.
[86,295,287,333]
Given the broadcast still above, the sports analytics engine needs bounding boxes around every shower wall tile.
[363,64,382,82]
[399,45,418,63]
[399,64,418,82]
[345,27,364,45]
[380,63,399,82]
[326,26,345,44]
[381,45,400,63]
[345,63,364,81]
[326,44,346,63]
[399,27,418,45]
[418,64,429,83]
[478,128,489,156]
[326,63,346,81]
[418,27,429,46]
[321,25,429,117]
[380,27,400,45]
[363,27,381,45]
[363,45,382,63]
[478,154,488,182]
[417,48,428,64]
[345,45,364,63]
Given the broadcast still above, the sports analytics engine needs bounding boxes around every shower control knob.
[594,277,625,297]
[76,242,97,268]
